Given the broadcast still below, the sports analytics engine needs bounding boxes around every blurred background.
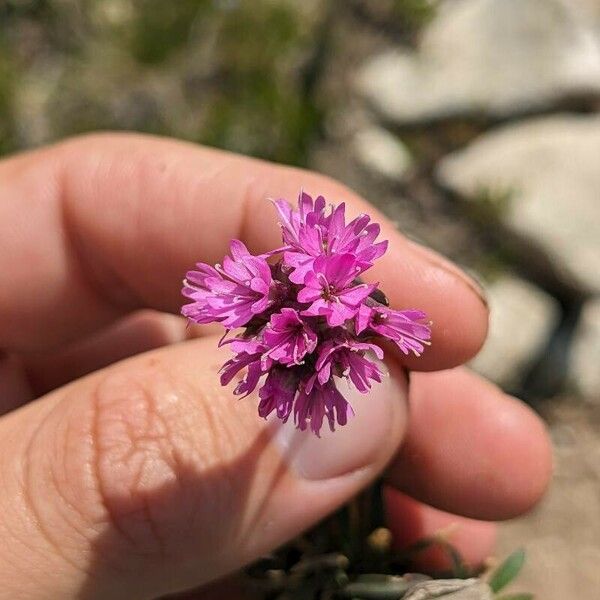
[1,0,599,597]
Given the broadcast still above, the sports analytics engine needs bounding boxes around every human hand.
[0,134,552,599]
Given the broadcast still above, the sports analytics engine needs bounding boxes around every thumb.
[0,336,407,600]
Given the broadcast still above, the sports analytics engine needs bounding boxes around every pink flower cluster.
[182,192,431,435]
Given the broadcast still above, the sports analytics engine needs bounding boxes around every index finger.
[0,133,488,368]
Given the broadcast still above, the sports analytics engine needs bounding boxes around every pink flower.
[272,191,326,250]
[274,191,388,284]
[219,339,270,398]
[258,368,299,421]
[182,240,275,329]
[293,376,354,436]
[297,254,375,326]
[316,337,384,393]
[356,305,431,356]
[263,308,318,366]
[182,191,431,435]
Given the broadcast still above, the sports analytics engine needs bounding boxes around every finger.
[24,310,190,396]
[157,575,259,600]
[0,133,488,369]
[0,336,407,599]
[386,368,553,520]
[384,488,497,573]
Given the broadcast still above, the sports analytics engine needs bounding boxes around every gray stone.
[571,300,600,401]
[470,276,560,387]
[436,114,600,294]
[404,578,493,600]
[498,401,600,599]
[352,125,413,182]
[558,0,600,27]
[356,0,600,124]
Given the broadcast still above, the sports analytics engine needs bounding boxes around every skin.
[0,133,553,599]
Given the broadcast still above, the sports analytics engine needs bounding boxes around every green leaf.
[496,594,534,600]
[489,549,526,593]
[339,575,410,599]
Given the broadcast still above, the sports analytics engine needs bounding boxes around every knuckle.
[86,360,199,558]
[24,348,263,579]
[82,356,250,563]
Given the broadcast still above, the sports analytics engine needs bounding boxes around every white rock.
[404,579,492,600]
[352,126,412,181]
[571,300,600,400]
[356,0,600,123]
[436,114,600,294]
[470,276,560,387]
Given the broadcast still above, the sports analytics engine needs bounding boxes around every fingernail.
[274,362,407,481]
[406,240,488,308]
